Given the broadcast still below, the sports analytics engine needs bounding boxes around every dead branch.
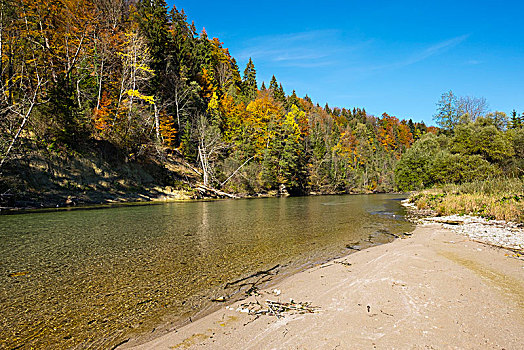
[224,264,280,289]
[220,156,254,187]
[232,299,320,318]
[196,184,239,199]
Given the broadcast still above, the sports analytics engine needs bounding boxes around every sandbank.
[122,224,524,349]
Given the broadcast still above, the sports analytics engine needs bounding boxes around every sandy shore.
[122,224,524,349]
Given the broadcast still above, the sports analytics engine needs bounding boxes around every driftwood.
[232,299,319,318]
[224,264,280,289]
[238,275,274,296]
[470,239,524,255]
[376,229,401,239]
[196,184,239,199]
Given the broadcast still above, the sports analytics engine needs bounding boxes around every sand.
[122,224,524,349]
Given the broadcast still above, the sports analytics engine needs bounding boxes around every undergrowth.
[409,177,524,223]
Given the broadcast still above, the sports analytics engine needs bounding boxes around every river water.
[0,194,413,349]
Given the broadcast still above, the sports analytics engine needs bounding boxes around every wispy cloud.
[238,30,368,68]
[402,34,470,66]
[346,34,470,75]
[466,59,482,65]
[238,31,469,74]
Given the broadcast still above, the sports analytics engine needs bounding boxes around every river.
[0,194,413,349]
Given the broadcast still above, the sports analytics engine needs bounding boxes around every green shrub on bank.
[395,118,523,191]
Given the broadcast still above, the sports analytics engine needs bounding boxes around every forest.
[0,0,522,203]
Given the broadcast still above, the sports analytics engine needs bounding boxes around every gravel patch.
[402,200,524,253]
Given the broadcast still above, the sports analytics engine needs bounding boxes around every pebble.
[419,215,524,251]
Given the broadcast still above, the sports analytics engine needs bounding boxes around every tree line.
[1,0,521,195]
[395,91,523,191]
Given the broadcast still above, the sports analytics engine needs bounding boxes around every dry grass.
[409,178,524,223]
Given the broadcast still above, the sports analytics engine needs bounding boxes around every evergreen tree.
[304,94,312,103]
[242,58,257,100]
[228,58,243,97]
[136,0,170,91]
[279,106,308,194]
[268,75,285,106]
[287,90,299,108]
[269,75,278,92]
[509,109,523,129]
[275,83,286,106]
[408,119,416,136]
[196,28,215,69]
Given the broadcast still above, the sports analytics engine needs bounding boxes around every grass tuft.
[409,177,524,223]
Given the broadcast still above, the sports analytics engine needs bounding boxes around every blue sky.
[169,0,524,125]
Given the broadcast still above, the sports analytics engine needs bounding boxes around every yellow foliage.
[246,92,284,155]
[200,67,215,99]
[220,94,246,143]
[125,89,155,104]
[208,91,219,111]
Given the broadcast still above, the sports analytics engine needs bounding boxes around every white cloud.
[347,34,470,74]
[238,30,369,68]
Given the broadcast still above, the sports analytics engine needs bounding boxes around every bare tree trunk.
[96,58,104,110]
[154,102,160,143]
[0,78,42,169]
[174,86,181,132]
[198,143,208,186]
[76,78,82,109]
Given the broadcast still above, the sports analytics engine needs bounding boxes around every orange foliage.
[335,127,359,168]
[377,113,399,152]
[398,122,414,148]
[426,126,439,134]
[93,91,113,132]
[159,114,177,148]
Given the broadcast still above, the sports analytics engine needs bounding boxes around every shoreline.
[0,190,399,215]
[121,223,524,349]
[113,228,406,349]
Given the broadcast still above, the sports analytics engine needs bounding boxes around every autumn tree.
[0,0,48,167]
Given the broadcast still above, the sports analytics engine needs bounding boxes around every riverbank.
[0,140,381,213]
[122,223,524,349]
[405,178,524,224]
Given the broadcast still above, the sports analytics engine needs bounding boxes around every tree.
[450,121,514,163]
[484,111,508,131]
[395,133,441,190]
[0,0,48,168]
[509,110,523,129]
[456,96,489,123]
[242,58,257,101]
[278,106,307,193]
[196,114,225,186]
[269,75,278,92]
[433,90,459,132]
[275,83,286,107]
[434,91,490,131]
